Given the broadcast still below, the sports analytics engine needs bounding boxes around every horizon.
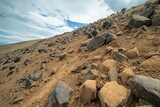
[0,0,147,46]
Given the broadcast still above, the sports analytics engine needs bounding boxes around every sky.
[0,0,147,46]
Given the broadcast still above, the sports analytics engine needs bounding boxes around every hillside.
[0,0,160,107]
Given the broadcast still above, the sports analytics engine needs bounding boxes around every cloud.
[103,0,148,11]
[0,0,147,45]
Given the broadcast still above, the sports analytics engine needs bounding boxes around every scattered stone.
[141,8,155,18]
[108,41,120,47]
[87,29,98,38]
[79,69,99,84]
[50,68,57,76]
[127,75,160,106]
[87,36,105,51]
[79,80,96,103]
[13,56,21,63]
[59,53,66,60]
[141,55,160,71]
[99,81,131,107]
[19,77,32,89]
[38,48,47,53]
[12,95,24,104]
[71,63,86,73]
[93,55,102,60]
[105,46,113,54]
[128,15,152,28]
[104,32,117,44]
[152,14,160,26]
[24,58,31,66]
[29,70,43,81]
[108,67,118,81]
[116,31,123,36]
[102,20,112,29]
[139,25,148,31]
[125,47,139,58]
[119,68,134,85]
[113,52,128,62]
[47,81,73,107]
[68,48,74,54]
[100,59,117,72]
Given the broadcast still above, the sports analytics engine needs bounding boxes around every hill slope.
[0,0,160,107]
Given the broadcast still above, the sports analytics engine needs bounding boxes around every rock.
[125,47,139,58]
[99,81,131,107]
[152,14,160,26]
[24,58,31,66]
[79,80,96,103]
[47,81,73,107]
[71,63,86,73]
[87,29,98,38]
[81,39,92,47]
[13,56,21,63]
[12,95,24,104]
[59,53,66,60]
[108,67,118,81]
[102,20,112,29]
[141,8,155,18]
[108,41,120,47]
[120,68,134,85]
[104,32,117,44]
[29,70,43,81]
[79,69,99,84]
[19,77,32,89]
[141,55,160,71]
[128,15,152,28]
[100,59,117,72]
[68,49,74,54]
[113,52,128,62]
[87,36,105,51]
[50,68,57,76]
[105,46,113,54]
[139,25,148,31]
[127,75,160,106]
[116,31,123,36]
[38,48,47,53]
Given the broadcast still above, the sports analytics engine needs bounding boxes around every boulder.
[127,75,160,106]
[87,29,98,38]
[13,56,21,63]
[47,81,73,107]
[120,68,134,85]
[104,32,117,44]
[29,69,43,81]
[141,8,155,18]
[71,63,86,73]
[79,69,99,84]
[59,53,66,60]
[19,77,32,89]
[100,59,117,72]
[79,80,96,103]
[99,81,131,107]
[152,14,160,26]
[141,55,160,71]
[87,36,105,51]
[125,47,139,58]
[113,52,128,62]
[128,15,152,28]
[102,20,112,29]
[38,48,47,53]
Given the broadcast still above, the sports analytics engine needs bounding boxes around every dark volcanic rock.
[87,29,98,38]
[47,81,73,107]
[102,20,112,29]
[141,8,155,18]
[19,77,32,89]
[29,69,43,81]
[24,58,32,66]
[87,36,105,51]
[127,75,160,107]
[104,32,117,44]
[13,56,21,63]
[128,15,152,28]
[113,52,128,62]
[71,63,86,73]
[38,48,47,53]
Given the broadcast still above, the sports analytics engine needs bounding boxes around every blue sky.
[0,0,147,46]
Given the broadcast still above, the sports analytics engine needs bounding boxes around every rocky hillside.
[0,0,160,107]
